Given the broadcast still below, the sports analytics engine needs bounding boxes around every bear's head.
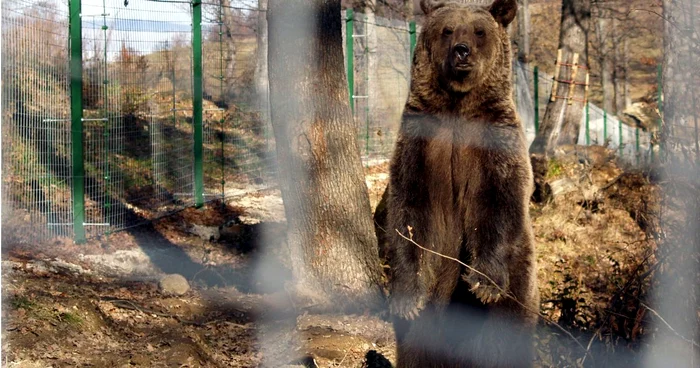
[415,0,517,95]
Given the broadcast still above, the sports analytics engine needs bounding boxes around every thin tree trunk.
[663,0,698,160]
[598,14,614,114]
[529,0,590,154]
[516,0,530,62]
[365,0,378,158]
[221,0,237,100]
[256,0,270,124]
[623,38,631,109]
[267,0,384,311]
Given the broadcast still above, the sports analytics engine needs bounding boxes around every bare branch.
[640,302,700,349]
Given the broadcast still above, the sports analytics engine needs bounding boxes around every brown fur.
[386,1,539,367]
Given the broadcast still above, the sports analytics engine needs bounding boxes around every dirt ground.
[2,149,669,367]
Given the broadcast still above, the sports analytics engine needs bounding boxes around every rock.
[549,177,577,199]
[190,224,220,241]
[158,274,190,296]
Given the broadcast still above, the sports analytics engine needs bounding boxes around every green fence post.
[619,119,623,157]
[409,20,416,61]
[69,0,86,243]
[635,127,640,165]
[346,9,354,113]
[585,101,590,145]
[533,66,539,133]
[603,109,607,144]
[192,0,204,207]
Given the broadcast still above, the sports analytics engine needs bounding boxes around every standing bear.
[385,0,539,367]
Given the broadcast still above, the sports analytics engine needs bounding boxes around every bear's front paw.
[462,263,509,304]
[389,292,426,320]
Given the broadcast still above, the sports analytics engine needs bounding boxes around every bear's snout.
[453,43,471,64]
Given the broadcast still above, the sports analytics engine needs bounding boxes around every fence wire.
[2,0,275,242]
[0,3,663,243]
[2,0,73,240]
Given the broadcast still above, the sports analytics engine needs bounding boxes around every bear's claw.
[463,269,508,304]
[389,293,426,320]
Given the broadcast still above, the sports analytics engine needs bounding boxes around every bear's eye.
[475,29,486,38]
[442,27,453,36]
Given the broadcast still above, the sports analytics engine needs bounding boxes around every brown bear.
[385,0,539,367]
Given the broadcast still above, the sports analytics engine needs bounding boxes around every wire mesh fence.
[2,0,275,243]
[0,3,665,243]
[346,10,412,163]
[515,62,653,166]
[2,0,74,240]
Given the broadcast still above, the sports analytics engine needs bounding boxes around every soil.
[1,150,670,367]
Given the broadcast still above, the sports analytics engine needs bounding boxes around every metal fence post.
[603,109,607,144]
[409,20,416,62]
[69,0,86,243]
[533,66,539,133]
[585,101,590,145]
[346,9,354,113]
[619,119,623,157]
[192,0,204,207]
[635,127,640,165]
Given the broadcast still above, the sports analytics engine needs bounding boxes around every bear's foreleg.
[386,129,435,320]
[462,157,531,305]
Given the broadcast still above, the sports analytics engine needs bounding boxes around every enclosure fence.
[2,0,275,242]
[1,2,662,243]
[342,10,657,168]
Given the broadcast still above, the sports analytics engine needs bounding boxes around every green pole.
[656,64,663,161]
[69,0,86,243]
[346,9,354,113]
[603,110,607,144]
[533,66,539,133]
[192,0,204,207]
[635,127,640,165]
[619,119,623,157]
[585,101,590,145]
[409,20,416,61]
[219,0,225,202]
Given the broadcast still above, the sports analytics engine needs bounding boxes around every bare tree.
[255,0,270,123]
[267,0,384,311]
[516,0,530,62]
[529,0,590,154]
[662,0,700,160]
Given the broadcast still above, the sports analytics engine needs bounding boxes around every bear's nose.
[453,44,470,62]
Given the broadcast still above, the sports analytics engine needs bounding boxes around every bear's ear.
[489,0,517,27]
[420,0,446,15]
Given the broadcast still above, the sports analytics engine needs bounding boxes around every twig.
[336,350,350,367]
[640,302,700,349]
[394,229,590,358]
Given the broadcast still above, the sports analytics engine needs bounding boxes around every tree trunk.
[615,36,629,114]
[663,0,699,160]
[529,0,590,154]
[256,0,270,124]
[221,0,237,100]
[267,0,384,311]
[597,14,615,114]
[516,0,530,63]
[365,0,379,158]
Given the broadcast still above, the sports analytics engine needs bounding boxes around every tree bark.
[267,0,384,311]
[256,0,270,124]
[516,0,530,63]
[597,13,615,114]
[221,0,238,100]
[663,0,700,160]
[529,0,590,154]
